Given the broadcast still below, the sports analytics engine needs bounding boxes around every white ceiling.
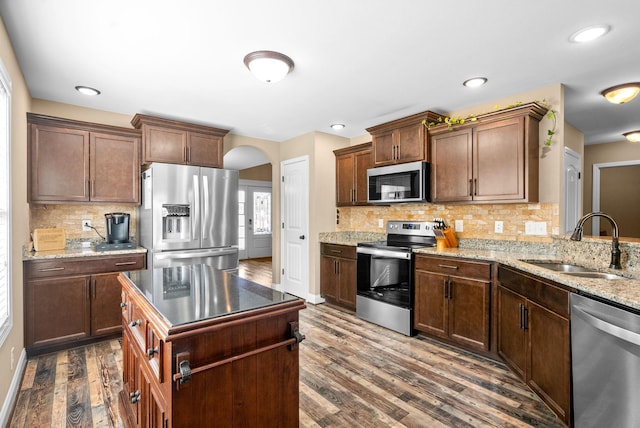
[2,0,640,159]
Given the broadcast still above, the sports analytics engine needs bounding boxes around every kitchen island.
[118,264,306,428]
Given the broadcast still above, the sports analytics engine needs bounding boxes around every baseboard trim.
[272,282,283,292]
[0,347,27,427]
[306,293,325,305]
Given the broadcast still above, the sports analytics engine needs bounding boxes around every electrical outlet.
[82,219,92,231]
[495,221,504,233]
[454,219,464,232]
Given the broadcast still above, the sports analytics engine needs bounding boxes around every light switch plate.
[454,220,464,232]
[495,221,503,233]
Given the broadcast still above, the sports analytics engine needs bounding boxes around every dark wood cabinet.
[414,255,491,351]
[320,243,357,310]
[497,265,572,425]
[430,102,547,204]
[367,111,442,167]
[131,114,229,168]
[27,113,141,204]
[24,252,146,355]
[334,143,372,206]
[118,272,305,428]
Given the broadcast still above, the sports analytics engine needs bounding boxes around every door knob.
[299,235,305,240]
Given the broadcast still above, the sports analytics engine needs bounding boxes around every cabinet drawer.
[415,255,491,280]
[126,301,148,353]
[321,244,356,259]
[146,325,164,382]
[25,253,146,279]
[498,265,570,317]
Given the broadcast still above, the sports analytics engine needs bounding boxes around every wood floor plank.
[51,349,69,427]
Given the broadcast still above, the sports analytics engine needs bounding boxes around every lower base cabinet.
[24,253,146,355]
[414,255,491,352]
[320,244,356,310]
[497,265,571,425]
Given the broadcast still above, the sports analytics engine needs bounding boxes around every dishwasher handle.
[573,304,640,347]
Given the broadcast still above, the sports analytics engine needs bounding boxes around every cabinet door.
[90,132,140,203]
[414,271,447,338]
[497,285,526,379]
[91,273,123,337]
[26,276,91,348]
[396,122,426,163]
[372,130,396,166]
[140,364,169,428]
[335,153,355,206]
[29,123,90,202]
[473,117,524,201]
[337,258,356,310]
[320,255,338,301]
[527,301,571,423]
[449,276,490,350]
[353,149,372,205]
[431,128,473,202]
[122,329,142,428]
[188,131,223,168]
[143,125,187,164]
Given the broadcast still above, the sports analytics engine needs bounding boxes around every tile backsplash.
[30,204,138,242]
[336,202,559,242]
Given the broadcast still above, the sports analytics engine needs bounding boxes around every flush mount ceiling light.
[463,77,487,88]
[569,24,610,43]
[330,124,345,130]
[75,85,101,96]
[601,83,640,104]
[623,130,640,143]
[243,50,294,83]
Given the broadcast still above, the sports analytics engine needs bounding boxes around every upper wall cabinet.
[430,102,548,204]
[28,113,141,204]
[334,142,372,206]
[366,111,443,167]
[131,114,230,168]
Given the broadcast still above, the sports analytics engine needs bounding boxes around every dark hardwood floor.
[9,257,565,427]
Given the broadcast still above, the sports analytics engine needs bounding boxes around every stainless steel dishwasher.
[571,293,640,428]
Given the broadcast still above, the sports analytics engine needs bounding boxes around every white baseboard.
[305,293,325,305]
[272,282,283,292]
[0,347,27,427]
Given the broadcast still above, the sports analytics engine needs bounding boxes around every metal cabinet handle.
[473,178,477,196]
[438,264,459,270]
[443,278,449,298]
[130,390,141,404]
[115,261,137,266]
[299,235,305,240]
[129,319,141,328]
[147,347,159,358]
[38,267,65,272]
[120,302,127,308]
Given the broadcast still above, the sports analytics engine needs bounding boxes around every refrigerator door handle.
[155,248,239,260]
[193,174,200,241]
[202,175,210,241]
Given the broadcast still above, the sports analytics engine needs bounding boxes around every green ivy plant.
[422,100,558,146]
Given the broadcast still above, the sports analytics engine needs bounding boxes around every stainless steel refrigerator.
[139,162,239,271]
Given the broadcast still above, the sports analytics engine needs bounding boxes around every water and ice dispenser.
[161,204,191,241]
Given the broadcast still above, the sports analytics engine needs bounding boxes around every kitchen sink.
[561,271,624,280]
[520,260,594,273]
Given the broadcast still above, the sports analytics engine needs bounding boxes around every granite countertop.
[23,244,147,260]
[319,231,640,311]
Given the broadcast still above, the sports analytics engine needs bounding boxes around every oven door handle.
[356,247,411,260]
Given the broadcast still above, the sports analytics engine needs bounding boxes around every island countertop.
[122,263,302,327]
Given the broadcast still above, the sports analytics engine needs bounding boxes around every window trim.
[0,56,12,347]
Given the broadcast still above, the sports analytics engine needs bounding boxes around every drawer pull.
[38,267,65,272]
[329,249,342,254]
[438,264,459,270]
[115,261,137,266]
[130,390,141,404]
[147,347,159,358]
[120,302,127,308]
[129,319,141,327]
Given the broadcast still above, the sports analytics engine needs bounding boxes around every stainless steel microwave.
[367,161,431,204]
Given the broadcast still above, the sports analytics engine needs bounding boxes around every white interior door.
[280,156,309,299]
[238,180,272,260]
[564,147,581,233]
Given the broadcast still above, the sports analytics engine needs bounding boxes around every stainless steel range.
[356,220,437,336]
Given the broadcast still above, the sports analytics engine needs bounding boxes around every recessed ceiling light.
[243,51,294,83]
[330,124,345,130]
[601,83,640,104]
[463,77,487,88]
[75,85,101,96]
[623,130,640,143]
[569,24,610,43]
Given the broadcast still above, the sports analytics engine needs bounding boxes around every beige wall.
[584,140,640,238]
[0,16,31,418]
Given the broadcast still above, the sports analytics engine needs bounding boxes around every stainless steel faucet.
[570,212,622,269]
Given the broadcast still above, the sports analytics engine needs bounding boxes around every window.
[253,191,271,235]
[0,58,11,345]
